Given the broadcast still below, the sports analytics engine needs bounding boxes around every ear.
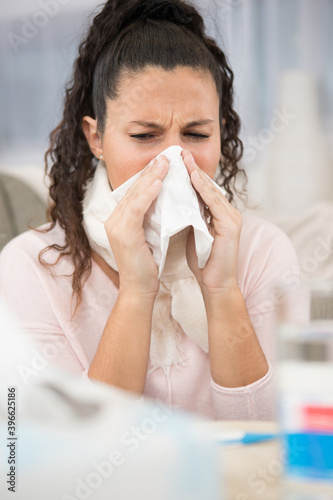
[82,116,103,159]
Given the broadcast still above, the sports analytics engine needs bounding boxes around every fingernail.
[184,150,195,162]
[147,158,156,168]
[156,156,166,167]
[191,170,201,183]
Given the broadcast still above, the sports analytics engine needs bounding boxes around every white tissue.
[107,145,214,277]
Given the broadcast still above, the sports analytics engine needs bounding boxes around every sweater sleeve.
[210,214,299,421]
[0,230,86,378]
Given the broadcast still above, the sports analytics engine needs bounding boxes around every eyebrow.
[129,119,215,128]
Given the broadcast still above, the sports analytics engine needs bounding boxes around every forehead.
[107,66,220,120]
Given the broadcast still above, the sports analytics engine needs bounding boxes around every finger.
[191,169,239,225]
[111,157,168,231]
[181,149,198,176]
[113,177,163,231]
[181,150,234,219]
[182,149,225,196]
[119,156,168,207]
[127,155,169,195]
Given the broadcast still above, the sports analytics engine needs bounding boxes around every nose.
[162,134,188,153]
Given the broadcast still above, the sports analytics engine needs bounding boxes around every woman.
[0,0,297,420]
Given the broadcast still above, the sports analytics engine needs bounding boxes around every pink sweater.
[0,213,298,420]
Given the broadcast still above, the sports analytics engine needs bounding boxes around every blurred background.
[0,0,333,214]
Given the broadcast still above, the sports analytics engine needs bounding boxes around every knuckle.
[105,220,116,240]
[211,190,221,204]
[128,203,142,218]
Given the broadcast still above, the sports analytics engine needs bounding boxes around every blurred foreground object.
[0,304,220,500]
[277,281,333,498]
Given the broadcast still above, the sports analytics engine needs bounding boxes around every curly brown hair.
[41,0,246,304]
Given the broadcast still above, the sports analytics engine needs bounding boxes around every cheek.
[195,148,220,179]
[104,151,153,188]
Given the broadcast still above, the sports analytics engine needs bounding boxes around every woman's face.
[85,66,221,189]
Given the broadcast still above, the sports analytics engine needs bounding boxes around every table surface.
[199,420,333,500]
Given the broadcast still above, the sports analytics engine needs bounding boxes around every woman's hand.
[181,149,242,295]
[104,155,169,298]
[181,150,269,389]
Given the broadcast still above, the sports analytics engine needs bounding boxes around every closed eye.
[130,133,210,141]
[130,133,156,140]
[185,133,210,140]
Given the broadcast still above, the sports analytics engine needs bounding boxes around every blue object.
[217,432,277,446]
[284,432,333,480]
